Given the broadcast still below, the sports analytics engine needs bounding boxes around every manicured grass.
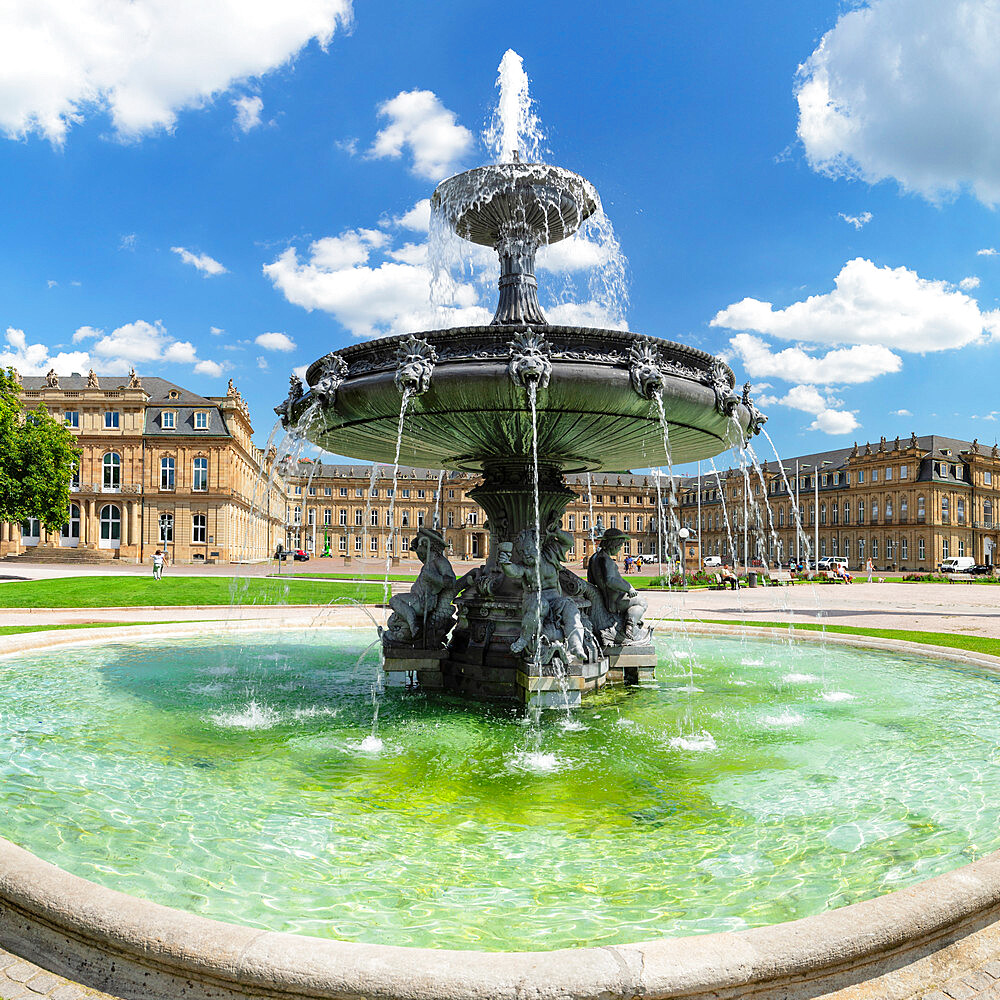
[0,621,198,636]
[692,618,1000,658]
[268,572,417,583]
[0,577,385,609]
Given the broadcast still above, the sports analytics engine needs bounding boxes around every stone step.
[4,547,119,564]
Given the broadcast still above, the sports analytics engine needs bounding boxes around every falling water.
[761,428,813,567]
[383,389,414,607]
[585,471,596,558]
[362,464,381,570]
[527,382,544,667]
[433,469,445,529]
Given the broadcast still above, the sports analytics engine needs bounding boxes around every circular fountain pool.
[3,627,999,953]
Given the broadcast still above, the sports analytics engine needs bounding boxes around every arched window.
[103,452,121,490]
[900,496,908,519]
[99,504,121,548]
[820,503,827,525]
[985,499,994,526]
[941,495,950,522]
[192,513,206,543]
[917,495,926,522]
[160,456,175,490]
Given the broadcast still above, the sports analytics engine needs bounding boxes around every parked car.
[292,549,310,561]
[939,556,975,573]
[703,555,722,568]
[972,564,994,575]
[817,556,848,572]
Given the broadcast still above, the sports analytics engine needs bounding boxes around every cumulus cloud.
[171,246,227,276]
[233,95,263,133]
[69,319,223,375]
[839,211,872,230]
[893,408,913,416]
[0,0,352,144]
[978,248,998,257]
[0,327,90,375]
[796,0,1000,205]
[393,199,431,232]
[960,276,981,291]
[368,90,473,180]
[727,333,901,386]
[763,384,860,435]
[255,331,296,352]
[712,258,991,353]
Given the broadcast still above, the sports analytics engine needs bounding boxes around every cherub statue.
[383,527,458,648]
[587,528,650,645]
[500,522,587,661]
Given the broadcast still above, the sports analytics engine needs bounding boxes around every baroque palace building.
[2,370,286,564]
[677,434,1000,571]
[284,432,1000,573]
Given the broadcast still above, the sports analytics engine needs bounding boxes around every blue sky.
[3,0,1000,466]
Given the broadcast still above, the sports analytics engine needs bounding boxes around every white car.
[940,556,975,573]
[817,557,848,572]
[703,555,722,568]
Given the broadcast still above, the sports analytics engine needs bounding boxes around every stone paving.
[0,947,118,1000]
[919,958,1000,1000]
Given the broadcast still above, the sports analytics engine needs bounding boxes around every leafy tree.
[0,369,80,532]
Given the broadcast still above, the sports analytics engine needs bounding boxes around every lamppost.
[678,526,690,589]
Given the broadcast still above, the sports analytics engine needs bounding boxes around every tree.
[0,369,80,532]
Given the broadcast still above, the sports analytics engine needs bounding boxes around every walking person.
[152,549,167,581]
[865,556,874,584]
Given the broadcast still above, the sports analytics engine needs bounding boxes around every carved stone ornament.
[44,368,59,388]
[383,527,458,649]
[508,330,552,390]
[394,336,437,396]
[128,368,142,389]
[273,374,304,430]
[86,369,99,388]
[741,381,768,437]
[708,361,738,418]
[628,340,665,400]
[313,355,350,408]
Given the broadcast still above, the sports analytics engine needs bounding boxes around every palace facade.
[2,371,286,564]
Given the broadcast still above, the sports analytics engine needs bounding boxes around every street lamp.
[678,526,691,589]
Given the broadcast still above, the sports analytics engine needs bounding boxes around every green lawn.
[692,618,1000,658]
[0,621,199,636]
[0,577,385,609]
[268,572,417,583]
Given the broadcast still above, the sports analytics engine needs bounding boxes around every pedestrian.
[636,555,643,571]
[152,548,166,581]
[865,557,874,584]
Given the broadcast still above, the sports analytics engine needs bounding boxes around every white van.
[704,555,722,568]
[940,556,975,573]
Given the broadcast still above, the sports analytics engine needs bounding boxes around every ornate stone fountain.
[279,158,766,706]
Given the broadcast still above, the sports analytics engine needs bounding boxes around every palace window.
[339,535,347,551]
[985,500,994,526]
[582,514,590,532]
[637,515,644,532]
[901,465,908,479]
[417,512,425,528]
[104,411,120,429]
[959,540,966,557]
[468,510,477,525]
[901,538,908,560]
[401,510,410,527]
[193,457,208,491]
[325,487,332,497]
[942,539,950,559]
[820,503,826,525]
[194,411,208,430]
[309,487,316,496]
[161,411,175,430]
[340,487,347,497]
[610,515,617,529]
[941,496,950,523]
[64,411,79,428]
[307,509,315,526]
[324,509,332,526]
[355,509,363,525]
[340,509,348,526]
[159,512,173,544]
[100,505,121,542]
[355,535,362,552]
[371,509,378,526]
[70,464,80,491]
[957,498,966,524]
[831,502,839,525]
[986,471,993,486]
[858,501,865,522]
[160,456,175,490]
[871,501,878,522]
[61,504,81,540]
[401,489,410,498]
[103,452,121,490]
[568,514,576,531]
[885,500,893,519]
[447,511,455,527]
[917,495,926,522]
[192,514,206,543]
[858,470,865,484]
[356,488,364,497]
[293,506,301,524]
[872,537,879,560]
[901,497,908,519]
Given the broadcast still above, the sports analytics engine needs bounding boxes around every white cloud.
[978,248,998,257]
[0,327,90,375]
[796,0,1000,205]
[119,234,136,251]
[369,90,473,180]
[46,279,57,289]
[546,301,628,330]
[960,276,981,291]
[257,356,269,370]
[0,0,351,145]
[727,333,901,386]
[893,408,913,416]
[70,319,223,375]
[839,211,872,230]
[171,246,227,276]
[255,331,296,352]
[712,258,989,353]
[210,326,224,335]
[394,199,431,232]
[233,95,263,133]
[537,234,611,272]
[765,383,860,435]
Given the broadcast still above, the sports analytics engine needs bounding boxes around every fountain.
[278,139,765,707]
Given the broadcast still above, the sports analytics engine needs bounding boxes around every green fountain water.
[2,628,999,951]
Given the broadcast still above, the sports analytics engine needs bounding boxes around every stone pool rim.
[2,618,1000,999]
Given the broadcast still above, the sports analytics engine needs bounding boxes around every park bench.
[768,569,793,585]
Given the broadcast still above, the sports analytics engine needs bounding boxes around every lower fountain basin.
[4,625,1000,952]
[302,326,750,471]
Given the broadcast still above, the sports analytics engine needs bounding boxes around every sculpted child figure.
[587,527,650,645]
[384,527,458,648]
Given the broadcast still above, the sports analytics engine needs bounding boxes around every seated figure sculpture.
[384,527,458,649]
[587,528,650,645]
[500,524,588,663]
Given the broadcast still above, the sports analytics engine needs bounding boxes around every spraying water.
[484,49,545,164]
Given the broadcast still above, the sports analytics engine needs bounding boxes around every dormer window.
[194,411,208,429]
[168,390,179,400]
[162,411,176,430]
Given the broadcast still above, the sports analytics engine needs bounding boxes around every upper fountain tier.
[432,161,598,326]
